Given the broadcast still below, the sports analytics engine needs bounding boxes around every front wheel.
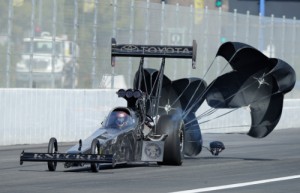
[90,139,100,172]
[47,137,58,171]
[156,114,185,165]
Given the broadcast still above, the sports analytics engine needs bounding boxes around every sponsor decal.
[144,142,162,159]
[116,45,192,55]
[31,153,108,161]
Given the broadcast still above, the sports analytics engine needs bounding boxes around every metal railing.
[0,0,299,98]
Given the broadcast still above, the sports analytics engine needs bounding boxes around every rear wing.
[111,38,197,69]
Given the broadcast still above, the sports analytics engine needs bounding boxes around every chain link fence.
[0,0,299,97]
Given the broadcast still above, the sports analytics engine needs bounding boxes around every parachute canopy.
[206,42,296,138]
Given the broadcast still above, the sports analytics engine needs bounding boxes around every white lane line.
[170,175,300,193]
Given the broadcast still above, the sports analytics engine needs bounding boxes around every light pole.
[259,0,265,16]
[258,0,265,52]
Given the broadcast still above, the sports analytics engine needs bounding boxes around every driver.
[115,111,128,128]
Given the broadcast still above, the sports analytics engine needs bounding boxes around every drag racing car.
[20,38,225,172]
[21,37,294,172]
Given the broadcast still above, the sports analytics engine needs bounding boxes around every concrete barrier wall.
[0,89,299,146]
[0,89,126,146]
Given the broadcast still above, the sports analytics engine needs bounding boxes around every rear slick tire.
[156,114,185,166]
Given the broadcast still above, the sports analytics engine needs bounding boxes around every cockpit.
[104,108,134,129]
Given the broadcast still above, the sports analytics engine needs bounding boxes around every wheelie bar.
[20,151,114,165]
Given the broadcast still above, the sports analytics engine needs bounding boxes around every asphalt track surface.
[0,128,299,193]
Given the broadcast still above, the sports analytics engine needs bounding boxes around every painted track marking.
[170,175,300,193]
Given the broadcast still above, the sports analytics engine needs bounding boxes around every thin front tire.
[47,137,58,171]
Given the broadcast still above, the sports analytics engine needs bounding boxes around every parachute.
[129,40,296,156]
[205,42,296,138]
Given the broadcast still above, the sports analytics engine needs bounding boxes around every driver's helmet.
[115,111,128,128]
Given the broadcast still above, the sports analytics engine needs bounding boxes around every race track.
[0,128,299,193]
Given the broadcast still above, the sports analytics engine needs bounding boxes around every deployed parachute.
[205,42,296,138]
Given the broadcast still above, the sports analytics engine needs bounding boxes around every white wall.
[0,89,298,146]
[0,89,126,146]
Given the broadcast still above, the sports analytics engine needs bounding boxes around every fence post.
[129,0,134,45]
[269,14,275,57]
[245,10,250,43]
[92,0,99,88]
[51,0,57,88]
[258,12,264,51]
[144,0,150,68]
[202,6,209,76]
[112,0,117,38]
[233,9,237,41]
[280,15,286,59]
[187,4,194,76]
[172,3,180,79]
[6,0,13,88]
[216,6,222,76]
[72,0,79,89]
[145,0,150,45]
[291,17,297,67]
[29,0,36,88]
[111,0,118,89]
[160,1,165,45]
[127,0,135,86]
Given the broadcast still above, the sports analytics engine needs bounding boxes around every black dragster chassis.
[20,38,224,172]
